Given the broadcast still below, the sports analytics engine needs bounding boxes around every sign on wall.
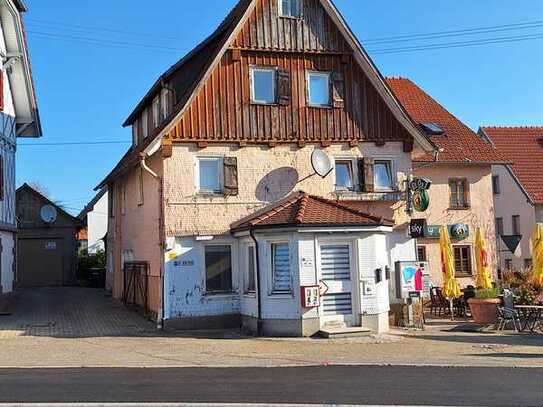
[409,222,470,241]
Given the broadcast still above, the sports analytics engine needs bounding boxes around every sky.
[18,0,543,214]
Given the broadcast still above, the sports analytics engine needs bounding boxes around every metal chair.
[429,287,448,316]
[496,306,521,331]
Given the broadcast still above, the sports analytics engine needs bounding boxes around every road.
[0,365,542,406]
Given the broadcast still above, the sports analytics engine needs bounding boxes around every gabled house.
[78,188,108,254]
[478,126,543,272]
[0,0,41,295]
[387,78,508,288]
[98,0,436,336]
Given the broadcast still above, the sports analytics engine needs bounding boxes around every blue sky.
[18,0,543,213]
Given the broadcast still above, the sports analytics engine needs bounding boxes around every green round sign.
[413,190,430,212]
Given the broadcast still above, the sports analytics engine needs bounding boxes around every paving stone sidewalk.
[0,287,542,368]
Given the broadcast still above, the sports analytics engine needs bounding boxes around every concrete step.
[318,326,372,338]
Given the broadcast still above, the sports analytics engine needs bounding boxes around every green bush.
[77,249,106,287]
[475,286,501,299]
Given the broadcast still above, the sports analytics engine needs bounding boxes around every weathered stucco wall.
[163,142,411,236]
[109,153,164,317]
[492,164,536,271]
[413,164,497,287]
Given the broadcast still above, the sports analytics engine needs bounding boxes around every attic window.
[421,123,444,135]
[279,0,301,18]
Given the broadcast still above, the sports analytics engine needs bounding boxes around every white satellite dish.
[40,205,58,224]
[311,149,333,178]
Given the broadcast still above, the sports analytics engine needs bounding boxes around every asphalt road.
[0,365,542,406]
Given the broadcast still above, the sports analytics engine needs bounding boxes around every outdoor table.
[514,305,543,333]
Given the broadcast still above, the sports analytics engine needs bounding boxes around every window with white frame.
[152,96,160,127]
[245,245,256,294]
[132,119,140,146]
[161,88,170,120]
[197,157,223,194]
[141,109,149,139]
[279,0,301,18]
[251,68,276,104]
[374,160,394,190]
[205,245,233,293]
[307,72,331,107]
[271,242,291,293]
[335,159,355,191]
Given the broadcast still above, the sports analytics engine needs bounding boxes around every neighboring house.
[76,227,88,253]
[16,184,80,287]
[78,188,108,254]
[98,0,435,336]
[387,78,508,288]
[0,0,42,295]
[478,126,543,272]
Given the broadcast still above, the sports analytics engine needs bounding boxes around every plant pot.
[468,298,501,325]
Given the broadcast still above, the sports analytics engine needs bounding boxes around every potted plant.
[468,285,501,325]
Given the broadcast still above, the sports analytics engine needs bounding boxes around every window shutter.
[331,71,345,108]
[276,69,291,106]
[223,157,239,196]
[361,157,374,193]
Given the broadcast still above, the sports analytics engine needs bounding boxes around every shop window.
[197,157,223,194]
[334,159,355,191]
[449,178,469,209]
[205,245,233,293]
[251,68,276,104]
[271,243,291,293]
[279,0,301,18]
[512,215,521,236]
[374,160,394,191]
[492,175,501,195]
[454,245,473,276]
[417,245,427,262]
[245,245,256,294]
[307,72,331,107]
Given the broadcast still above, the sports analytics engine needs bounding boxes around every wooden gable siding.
[164,0,411,146]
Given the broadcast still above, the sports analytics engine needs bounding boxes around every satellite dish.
[311,149,333,178]
[40,205,58,224]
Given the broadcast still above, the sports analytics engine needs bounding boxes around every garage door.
[17,238,63,287]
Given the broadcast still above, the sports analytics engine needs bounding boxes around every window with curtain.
[374,160,394,190]
[197,158,222,193]
[449,178,469,208]
[454,245,472,276]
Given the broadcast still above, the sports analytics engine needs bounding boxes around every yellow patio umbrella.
[532,224,543,285]
[440,225,461,304]
[475,227,493,289]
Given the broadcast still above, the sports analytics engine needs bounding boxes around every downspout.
[140,154,166,330]
[249,228,263,336]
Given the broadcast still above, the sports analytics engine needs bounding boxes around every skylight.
[421,123,445,135]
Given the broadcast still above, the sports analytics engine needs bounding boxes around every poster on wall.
[395,261,424,300]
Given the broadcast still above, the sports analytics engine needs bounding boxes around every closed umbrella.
[440,225,461,318]
[475,227,493,289]
[533,224,543,285]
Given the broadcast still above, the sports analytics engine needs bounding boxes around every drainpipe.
[249,228,263,336]
[140,154,166,330]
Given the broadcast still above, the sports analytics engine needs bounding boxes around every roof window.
[421,123,444,135]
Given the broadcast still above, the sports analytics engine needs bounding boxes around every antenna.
[40,205,58,224]
[311,149,333,178]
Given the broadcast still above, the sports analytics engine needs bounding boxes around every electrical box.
[301,285,320,308]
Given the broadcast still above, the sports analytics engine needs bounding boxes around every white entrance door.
[319,243,356,327]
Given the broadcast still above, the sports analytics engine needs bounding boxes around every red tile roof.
[386,77,507,164]
[231,192,393,232]
[480,126,543,204]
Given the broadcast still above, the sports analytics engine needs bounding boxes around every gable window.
[335,159,355,191]
[449,178,469,209]
[205,245,232,293]
[271,242,291,294]
[141,109,149,140]
[512,215,521,236]
[492,175,501,195]
[279,0,301,18]
[152,96,160,127]
[251,68,276,104]
[374,160,394,191]
[197,157,223,194]
[454,245,473,276]
[417,245,427,262]
[307,72,331,107]
[245,245,256,294]
[132,119,140,146]
[161,88,170,120]
[496,217,504,236]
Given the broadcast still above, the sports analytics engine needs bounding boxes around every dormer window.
[421,123,444,135]
[279,0,301,18]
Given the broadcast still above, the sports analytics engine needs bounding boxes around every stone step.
[318,326,372,338]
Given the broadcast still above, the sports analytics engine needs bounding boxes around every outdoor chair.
[496,306,521,331]
[429,287,449,316]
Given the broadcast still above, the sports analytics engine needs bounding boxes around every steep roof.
[78,188,107,220]
[480,126,543,204]
[386,77,507,164]
[231,191,393,232]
